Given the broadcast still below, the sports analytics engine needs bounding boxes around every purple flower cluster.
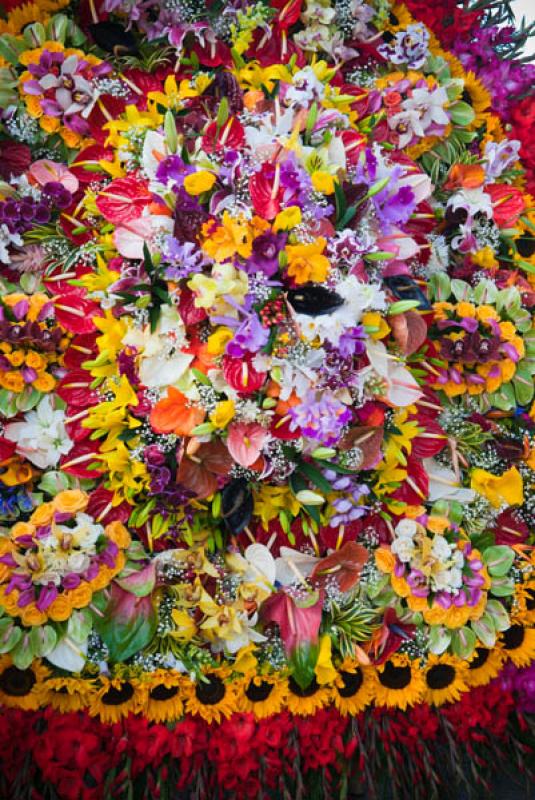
[289,391,353,447]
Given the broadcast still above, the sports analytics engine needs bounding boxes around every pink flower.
[226,422,269,468]
[29,160,79,194]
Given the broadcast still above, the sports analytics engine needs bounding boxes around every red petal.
[60,442,103,479]
[56,370,99,407]
[95,176,151,224]
[55,295,101,334]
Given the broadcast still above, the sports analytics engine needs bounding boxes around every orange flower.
[444,163,485,190]
[285,238,330,284]
[150,387,206,436]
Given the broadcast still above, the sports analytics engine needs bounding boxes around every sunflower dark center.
[288,676,319,697]
[195,676,226,705]
[517,234,535,258]
[245,680,273,702]
[0,666,36,697]
[426,664,456,690]
[502,625,525,650]
[149,684,179,701]
[378,662,412,690]
[101,682,134,705]
[469,648,489,670]
[338,670,363,698]
[525,589,535,611]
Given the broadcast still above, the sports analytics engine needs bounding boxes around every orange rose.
[375,548,395,573]
[30,503,54,527]
[69,583,93,609]
[53,490,88,515]
[105,521,131,549]
[48,594,73,622]
[11,522,36,540]
[90,567,114,591]
[21,604,48,627]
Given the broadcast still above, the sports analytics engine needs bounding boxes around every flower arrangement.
[0,0,534,796]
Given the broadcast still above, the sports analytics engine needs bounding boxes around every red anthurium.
[411,418,448,459]
[391,456,429,505]
[69,144,115,184]
[222,355,266,394]
[96,176,152,224]
[249,162,285,220]
[261,589,323,657]
[86,95,127,144]
[178,286,208,326]
[311,541,369,593]
[56,369,99,407]
[271,0,303,29]
[487,184,526,228]
[59,441,104,479]
[192,39,231,68]
[492,508,530,545]
[202,117,245,154]
[87,486,131,524]
[63,334,98,370]
[54,294,101,334]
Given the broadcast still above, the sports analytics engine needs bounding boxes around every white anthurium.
[378,228,420,261]
[122,305,194,390]
[275,546,319,586]
[397,170,433,204]
[423,458,477,503]
[365,340,422,407]
[46,635,88,673]
[244,543,277,585]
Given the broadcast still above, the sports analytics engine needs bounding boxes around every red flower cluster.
[0,676,531,800]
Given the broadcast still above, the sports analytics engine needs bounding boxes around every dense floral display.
[0,0,534,796]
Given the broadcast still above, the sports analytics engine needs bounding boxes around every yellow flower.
[78,254,120,294]
[285,238,330,284]
[210,400,235,429]
[201,212,253,262]
[170,609,197,641]
[471,246,498,269]
[253,485,301,529]
[207,326,234,355]
[311,171,335,194]
[470,466,524,508]
[314,635,337,685]
[476,304,499,324]
[184,171,217,196]
[233,644,258,674]
[273,205,302,231]
[362,311,391,339]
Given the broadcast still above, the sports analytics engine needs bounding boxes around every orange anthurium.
[150,387,206,436]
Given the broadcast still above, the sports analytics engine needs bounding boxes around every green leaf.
[483,545,515,577]
[288,642,319,690]
[513,365,534,406]
[297,461,333,495]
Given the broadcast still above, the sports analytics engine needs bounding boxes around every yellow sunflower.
[89,677,142,724]
[374,654,425,710]
[512,216,535,276]
[183,670,238,724]
[465,646,505,688]
[237,673,288,719]
[423,654,469,706]
[285,676,331,716]
[0,656,49,711]
[141,670,184,723]
[513,578,535,625]
[460,72,491,128]
[500,625,535,667]
[331,661,376,716]
[44,677,96,713]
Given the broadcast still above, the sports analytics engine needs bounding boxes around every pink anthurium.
[226,422,269,468]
